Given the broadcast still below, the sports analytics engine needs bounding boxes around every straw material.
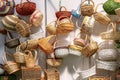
[93,3,110,25]
[24,49,37,68]
[100,22,120,40]
[45,68,60,80]
[2,53,20,74]
[14,52,25,63]
[15,20,31,37]
[4,61,20,74]
[69,45,83,52]
[38,35,56,54]
[47,58,62,67]
[30,9,43,27]
[46,21,56,35]
[20,39,39,51]
[81,38,98,57]
[81,0,94,16]
[2,15,20,31]
[56,6,71,19]
[56,16,74,34]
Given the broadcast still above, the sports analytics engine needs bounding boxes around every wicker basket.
[1,15,20,31]
[15,20,31,37]
[20,39,39,51]
[93,3,110,25]
[4,61,20,74]
[100,22,120,40]
[89,76,111,80]
[81,37,98,57]
[56,16,74,34]
[14,51,25,63]
[74,34,87,47]
[24,49,37,68]
[38,35,56,54]
[81,0,94,16]
[2,53,20,74]
[46,21,57,35]
[21,65,41,80]
[55,6,71,19]
[45,68,60,80]
[30,9,43,27]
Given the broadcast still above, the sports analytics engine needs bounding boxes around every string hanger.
[59,0,62,9]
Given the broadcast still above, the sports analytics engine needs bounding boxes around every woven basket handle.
[24,49,37,62]
[59,6,67,11]
[30,49,37,62]
[81,0,94,7]
[19,0,31,7]
[57,16,72,24]
[94,3,103,13]
[7,31,13,39]
[107,22,116,32]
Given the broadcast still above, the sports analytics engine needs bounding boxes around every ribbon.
[96,59,118,71]
[73,65,96,80]
[73,59,118,80]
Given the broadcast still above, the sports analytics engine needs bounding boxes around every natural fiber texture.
[2,15,20,31]
[93,3,111,25]
[81,37,98,57]
[20,39,39,51]
[4,61,20,74]
[14,51,25,63]
[69,45,83,52]
[21,65,41,80]
[45,68,60,80]
[74,34,87,47]
[0,0,15,16]
[100,22,120,40]
[16,0,36,16]
[46,21,56,35]
[47,58,62,67]
[30,9,43,27]
[24,49,37,68]
[93,13,110,25]
[2,53,20,74]
[56,16,74,34]
[56,6,71,19]
[81,0,94,16]
[15,20,31,37]
[38,35,56,54]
